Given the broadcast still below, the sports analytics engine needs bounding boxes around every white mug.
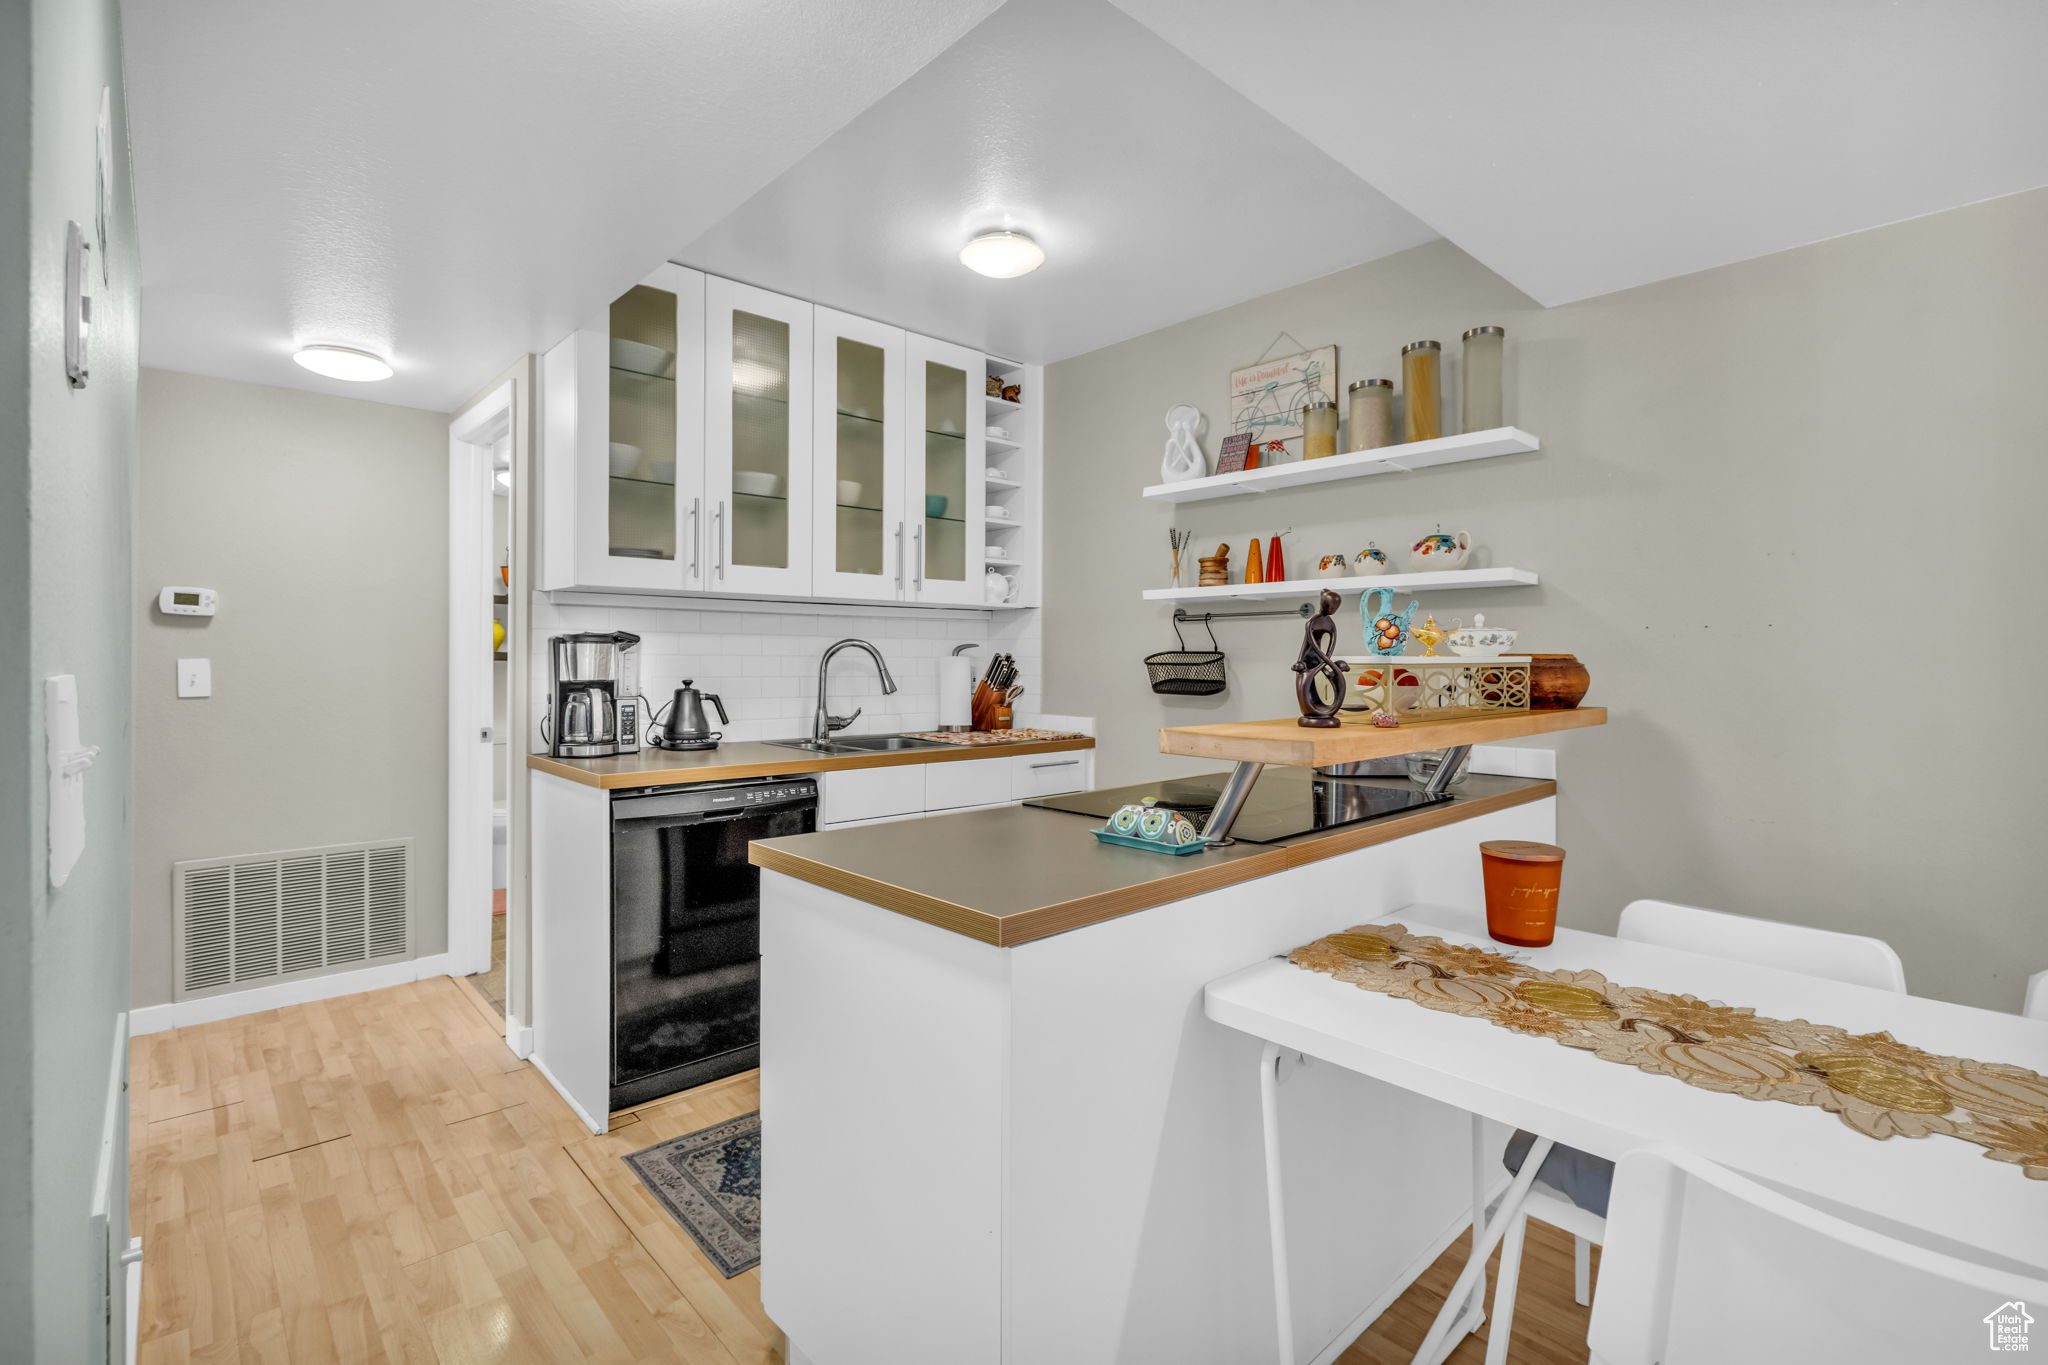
[985,504,1005,519]
[985,544,1004,558]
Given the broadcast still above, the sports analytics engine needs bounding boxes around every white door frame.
[448,381,516,983]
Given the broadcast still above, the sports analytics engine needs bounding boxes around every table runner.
[1288,923,2048,1180]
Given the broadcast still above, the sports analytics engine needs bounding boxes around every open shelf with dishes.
[1143,567,1538,604]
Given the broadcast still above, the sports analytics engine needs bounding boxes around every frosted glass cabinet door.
[706,278,814,597]
[812,308,906,602]
[905,334,987,605]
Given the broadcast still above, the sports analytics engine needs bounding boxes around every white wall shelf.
[1141,427,1539,504]
[1142,567,1538,604]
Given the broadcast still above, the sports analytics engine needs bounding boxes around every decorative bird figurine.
[1361,587,1419,657]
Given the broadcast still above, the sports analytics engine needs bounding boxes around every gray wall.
[1,0,141,1355]
[1043,187,2048,1011]
[133,369,450,1009]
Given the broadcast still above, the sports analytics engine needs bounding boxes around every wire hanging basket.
[1144,616,1227,697]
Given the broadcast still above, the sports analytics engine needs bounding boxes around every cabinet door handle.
[688,497,701,580]
[714,500,726,578]
[1030,759,1080,769]
[893,522,905,588]
[912,523,924,589]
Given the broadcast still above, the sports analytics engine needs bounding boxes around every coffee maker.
[548,632,642,758]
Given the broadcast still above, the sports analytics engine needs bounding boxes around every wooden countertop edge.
[754,778,1557,948]
[1158,707,1606,767]
[527,735,1096,789]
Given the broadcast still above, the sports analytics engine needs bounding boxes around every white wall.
[532,596,1041,746]
[2,0,142,1355]
[1043,187,2048,1011]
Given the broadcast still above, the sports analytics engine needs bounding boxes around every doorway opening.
[448,377,524,1045]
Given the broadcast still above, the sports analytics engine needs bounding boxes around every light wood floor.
[130,976,1596,1363]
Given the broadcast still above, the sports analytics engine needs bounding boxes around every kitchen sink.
[761,733,949,756]
[831,735,947,752]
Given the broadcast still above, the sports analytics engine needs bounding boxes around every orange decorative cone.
[1246,538,1264,584]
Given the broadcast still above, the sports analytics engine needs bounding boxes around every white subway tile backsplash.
[534,593,1040,751]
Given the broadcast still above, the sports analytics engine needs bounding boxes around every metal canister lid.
[1348,378,1393,390]
[1480,839,1566,863]
[1401,340,1441,355]
[1301,399,1337,411]
[1463,325,1506,340]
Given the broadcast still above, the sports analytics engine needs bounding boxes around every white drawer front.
[821,810,926,830]
[1011,751,1090,800]
[819,765,927,824]
[924,756,1014,812]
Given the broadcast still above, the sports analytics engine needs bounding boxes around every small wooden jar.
[1480,839,1565,947]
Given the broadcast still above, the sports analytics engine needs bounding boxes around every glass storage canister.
[1462,326,1504,431]
[1401,340,1442,443]
[1347,378,1393,451]
[1301,399,1339,460]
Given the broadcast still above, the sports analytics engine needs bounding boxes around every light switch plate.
[176,658,211,698]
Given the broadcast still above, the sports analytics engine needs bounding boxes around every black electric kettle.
[650,680,728,751]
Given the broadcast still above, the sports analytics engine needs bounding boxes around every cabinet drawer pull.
[1029,759,1080,769]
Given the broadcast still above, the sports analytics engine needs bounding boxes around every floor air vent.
[173,839,412,999]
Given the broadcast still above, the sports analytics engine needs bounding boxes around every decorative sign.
[1229,346,1337,457]
[1215,432,1254,475]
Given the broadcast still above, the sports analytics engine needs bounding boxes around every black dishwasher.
[609,776,817,1108]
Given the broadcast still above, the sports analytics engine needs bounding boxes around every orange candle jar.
[1479,840,1565,947]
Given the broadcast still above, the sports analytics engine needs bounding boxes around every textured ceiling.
[120,0,1004,409]
[677,0,1438,364]
[1108,0,2048,305]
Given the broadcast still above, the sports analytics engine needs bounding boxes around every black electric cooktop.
[1023,766,1451,844]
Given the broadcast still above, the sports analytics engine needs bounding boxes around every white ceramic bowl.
[609,339,674,378]
[734,470,782,497]
[1448,629,1517,658]
[837,480,864,506]
[608,442,643,477]
[649,460,676,485]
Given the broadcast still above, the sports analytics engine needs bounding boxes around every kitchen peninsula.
[751,708,1604,1365]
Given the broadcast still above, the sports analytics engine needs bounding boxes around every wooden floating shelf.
[1144,567,1538,604]
[1160,707,1606,769]
[1142,427,1539,504]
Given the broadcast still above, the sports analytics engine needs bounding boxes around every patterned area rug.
[622,1111,762,1277]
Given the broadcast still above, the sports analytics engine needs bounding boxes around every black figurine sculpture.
[1292,588,1350,728]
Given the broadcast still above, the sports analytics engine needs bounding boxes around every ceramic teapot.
[1351,543,1392,577]
[984,569,1019,604]
[1408,526,1471,571]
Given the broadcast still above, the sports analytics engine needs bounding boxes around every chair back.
[2025,968,2048,1021]
[1617,899,1906,994]
[1589,1146,2048,1365]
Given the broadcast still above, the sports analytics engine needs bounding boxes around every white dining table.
[1205,902,2048,1360]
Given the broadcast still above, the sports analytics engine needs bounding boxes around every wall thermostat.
[158,586,217,616]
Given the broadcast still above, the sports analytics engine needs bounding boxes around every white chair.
[2025,968,2048,1020]
[1587,1145,2048,1364]
[1483,900,1909,1365]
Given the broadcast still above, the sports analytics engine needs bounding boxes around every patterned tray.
[899,729,1088,746]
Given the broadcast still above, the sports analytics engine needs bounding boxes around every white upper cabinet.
[541,267,1036,607]
[540,263,706,592]
[812,308,907,603]
[905,334,987,606]
[706,278,814,598]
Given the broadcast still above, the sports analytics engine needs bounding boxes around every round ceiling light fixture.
[292,345,394,382]
[959,229,1044,279]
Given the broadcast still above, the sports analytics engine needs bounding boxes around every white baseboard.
[507,1021,535,1059]
[130,953,455,1035]
[529,1050,606,1135]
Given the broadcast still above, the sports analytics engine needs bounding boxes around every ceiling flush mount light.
[959,230,1044,279]
[292,345,393,382]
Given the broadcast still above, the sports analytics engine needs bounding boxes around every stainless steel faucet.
[813,638,898,743]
